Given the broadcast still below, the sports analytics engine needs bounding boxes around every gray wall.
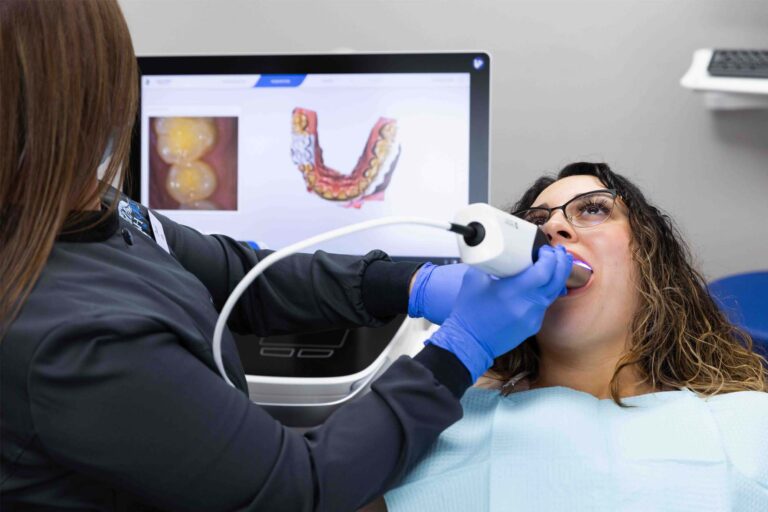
[120,0,768,280]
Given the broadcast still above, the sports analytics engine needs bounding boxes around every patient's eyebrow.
[532,202,549,208]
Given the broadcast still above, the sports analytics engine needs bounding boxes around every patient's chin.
[540,275,633,348]
[537,307,597,351]
[540,302,588,335]
[536,327,583,352]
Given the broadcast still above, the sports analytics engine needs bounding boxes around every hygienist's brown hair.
[0,0,138,333]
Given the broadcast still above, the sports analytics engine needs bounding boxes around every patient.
[363,162,768,512]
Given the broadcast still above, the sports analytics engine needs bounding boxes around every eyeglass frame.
[512,188,619,228]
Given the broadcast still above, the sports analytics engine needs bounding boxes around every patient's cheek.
[155,117,216,163]
[166,161,218,204]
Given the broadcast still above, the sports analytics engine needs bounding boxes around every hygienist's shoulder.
[701,390,768,484]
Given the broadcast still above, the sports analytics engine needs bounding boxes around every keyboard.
[708,50,768,79]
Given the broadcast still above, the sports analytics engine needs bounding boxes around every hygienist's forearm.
[362,258,423,319]
[413,344,472,399]
[152,206,420,334]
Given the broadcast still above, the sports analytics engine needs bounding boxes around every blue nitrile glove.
[408,262,470,325]
[426,245,572,382]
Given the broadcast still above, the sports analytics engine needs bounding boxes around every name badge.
[148,211,171,255]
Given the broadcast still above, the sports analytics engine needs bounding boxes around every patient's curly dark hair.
[489,162,767,404]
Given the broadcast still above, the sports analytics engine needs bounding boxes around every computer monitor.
[129,53,490,263]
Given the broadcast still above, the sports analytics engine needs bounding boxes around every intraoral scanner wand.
[212,203,591,386]
[451,203,592,287]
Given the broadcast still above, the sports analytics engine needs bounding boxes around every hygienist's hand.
[408,262,470,325]
[426,245,572,382]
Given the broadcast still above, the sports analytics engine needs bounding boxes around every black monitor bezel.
[128,52,490,263]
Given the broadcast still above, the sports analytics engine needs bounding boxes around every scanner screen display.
[137,56,488,261]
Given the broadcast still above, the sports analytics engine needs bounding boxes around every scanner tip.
[566,259,593,289]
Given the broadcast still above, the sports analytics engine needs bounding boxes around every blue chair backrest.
[708,271,768,356]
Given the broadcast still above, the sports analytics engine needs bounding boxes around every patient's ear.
[358,496,388,512]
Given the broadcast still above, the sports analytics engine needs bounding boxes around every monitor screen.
[130,53,489,262]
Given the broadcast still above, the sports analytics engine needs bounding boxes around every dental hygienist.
[0,1,571,511]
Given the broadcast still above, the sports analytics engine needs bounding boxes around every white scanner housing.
[454,203,546,277]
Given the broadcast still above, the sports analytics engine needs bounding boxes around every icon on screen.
[473,57,485,70]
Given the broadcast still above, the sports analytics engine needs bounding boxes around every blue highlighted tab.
[254,75,306,87]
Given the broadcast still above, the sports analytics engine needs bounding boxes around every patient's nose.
[542,210,575,242]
